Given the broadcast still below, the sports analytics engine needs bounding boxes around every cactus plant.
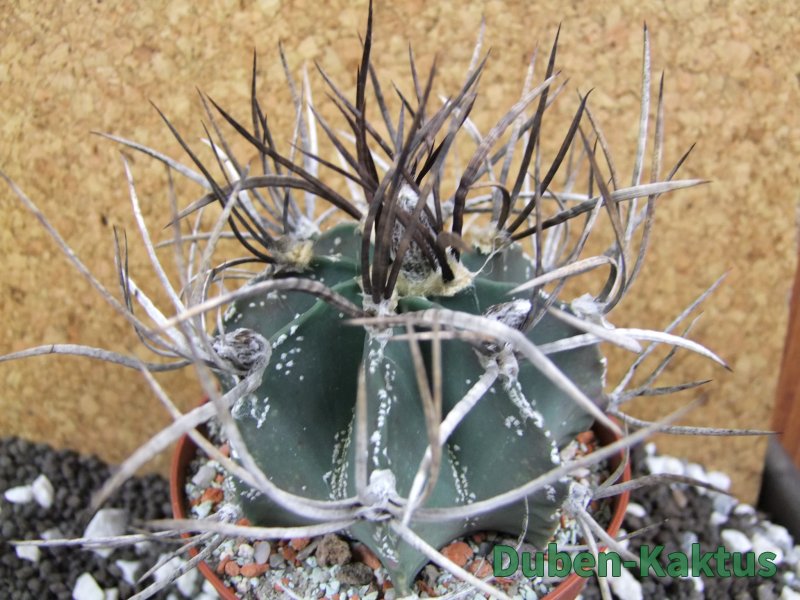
[1,3,745,599]
[223,217,606,591]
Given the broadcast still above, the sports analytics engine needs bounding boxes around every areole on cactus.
[0,1,739,598]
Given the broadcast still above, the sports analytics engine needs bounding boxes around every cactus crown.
[1,3,736,598]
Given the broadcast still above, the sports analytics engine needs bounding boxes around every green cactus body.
[221,221,604,592]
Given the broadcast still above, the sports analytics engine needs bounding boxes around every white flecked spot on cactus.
[544,484,557,502]
[223,304,237,321]
[371,522,400,564]
[327,418,353,499]
[447,444,472,504]
[253,402,270,429]
[549,438,560,465]
[504,373,544,429]
[372,388,397,468]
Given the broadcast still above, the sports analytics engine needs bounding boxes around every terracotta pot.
[170,426,238,600]
[170,420,630,600]
[543,422,631,600]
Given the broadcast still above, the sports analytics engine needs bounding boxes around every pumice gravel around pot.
[1,2,771,598]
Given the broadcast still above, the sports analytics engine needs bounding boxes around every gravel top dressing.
[1,434,799,599]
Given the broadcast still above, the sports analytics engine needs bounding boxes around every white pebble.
[383,590,396,600]
[625,502,647,518]
[764,523,794,552]
[31,474,54,509]
[706,471,731,492]
[202,578,220,597]
[687,575,704,593]
[83,508,129,558]
[238,543,255,560]
[134,540,153,555]
[781,587,800,600]
[645,455,684,477]
[325,580,341,596]
[788,545,800,570]
[684,463,710,488]
[73,573,105,600]
[114,560,140,585]
[3,485,33,504]
[191,465,216,488]
[253,541,271,564]
[311,566,328,584]
[176,567,199,597]
[614,528,630,552]
[15,544,40,563]
[712,492,737,517]
[154,555,184,584]
[193,500,213,519]
[644,442,657,456]
[681,532,699,555]
[607,566,643,600]
[721,529,753,553]
[104,589,119,600]
[41,527,62,540]
[710,511,728,526]
[752,532,784,565]
[734,503,756,516]
[571,467,590,478]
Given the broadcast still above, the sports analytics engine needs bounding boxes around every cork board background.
[1,1,798,503]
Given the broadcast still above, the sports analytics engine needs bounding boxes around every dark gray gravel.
[0,436,176,599]
[2,433,796,599]
[581,444,795,599]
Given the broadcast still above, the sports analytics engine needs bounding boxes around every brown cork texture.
[0,1,797,502]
